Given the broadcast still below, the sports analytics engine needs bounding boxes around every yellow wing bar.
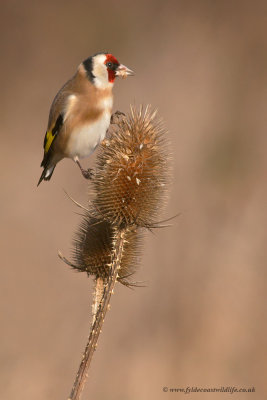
[43,114,63,154]
[44,131,54,153]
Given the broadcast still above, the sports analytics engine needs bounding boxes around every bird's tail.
[37,165,56,186]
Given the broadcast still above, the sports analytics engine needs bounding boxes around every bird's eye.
[107,62,113,68]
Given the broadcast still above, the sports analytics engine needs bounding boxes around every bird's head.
[82,53,134,89]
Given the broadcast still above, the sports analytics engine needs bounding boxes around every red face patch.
[105,54,120,83]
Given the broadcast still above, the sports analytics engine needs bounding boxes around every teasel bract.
[60,106,170,400]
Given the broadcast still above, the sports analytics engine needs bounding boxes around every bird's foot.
[110,110,126,125]
[81,168,94,180]
[75,158,94,180]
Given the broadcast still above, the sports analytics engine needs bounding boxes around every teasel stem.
[91,277,105,326]
[68,228,126,400]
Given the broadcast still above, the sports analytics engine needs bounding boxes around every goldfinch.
[38,53,133,186]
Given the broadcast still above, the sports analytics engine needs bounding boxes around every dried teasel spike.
[60,213,142,287]
[62,105,170,400]
[93,105,170,228]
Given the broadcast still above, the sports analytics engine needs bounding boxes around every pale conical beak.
[115,64,134,78]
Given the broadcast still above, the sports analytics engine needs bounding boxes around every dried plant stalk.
[60,106,170,400]
[68,228,126,400]
[91,277,105,326]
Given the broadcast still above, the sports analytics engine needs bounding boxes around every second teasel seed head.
[70,212,142,286]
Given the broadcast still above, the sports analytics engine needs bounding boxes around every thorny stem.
[91,277,105,326]
[68,228,126,400]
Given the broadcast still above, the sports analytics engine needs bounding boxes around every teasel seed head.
[93,106,170,228]
[66,212,142,287]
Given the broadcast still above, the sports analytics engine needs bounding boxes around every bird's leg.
[74,157,94,180]
[110,110,126,125]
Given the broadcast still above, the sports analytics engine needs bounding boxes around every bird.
[37,53,134,186]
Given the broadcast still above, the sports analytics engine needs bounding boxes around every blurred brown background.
[1,0,266,399]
